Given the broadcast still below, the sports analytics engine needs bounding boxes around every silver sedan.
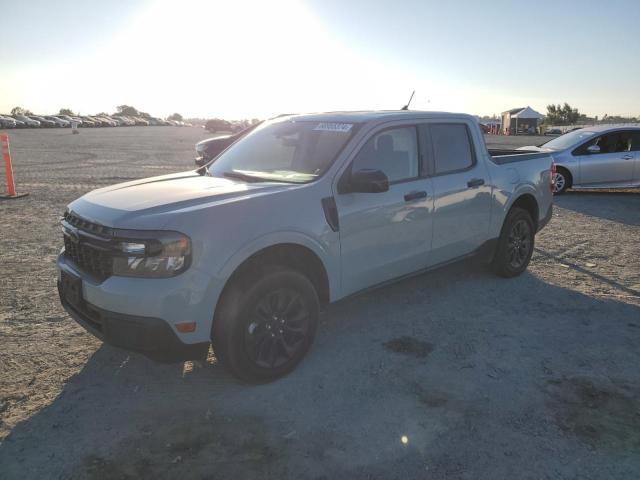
[519,126,640,193]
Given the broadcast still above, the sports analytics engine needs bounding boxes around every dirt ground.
[1,127,639,479]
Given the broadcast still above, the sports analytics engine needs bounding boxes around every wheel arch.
[506,192,540,230]
[223,242,330,304]
[214,232,335,316]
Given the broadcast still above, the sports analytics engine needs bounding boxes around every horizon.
[2,0,639,120]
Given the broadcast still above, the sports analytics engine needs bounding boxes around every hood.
[68,171,295,228]
[196,135,233,148]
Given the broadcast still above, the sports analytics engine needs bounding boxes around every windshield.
[541,129,597,150]
[208,120,359,183]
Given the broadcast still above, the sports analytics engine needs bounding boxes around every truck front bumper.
[57,253,217,362]
[58,286,209,362]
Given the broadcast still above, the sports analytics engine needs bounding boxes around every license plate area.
[60,270,83,308]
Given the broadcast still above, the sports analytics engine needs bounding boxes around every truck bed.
[489,149,549,165]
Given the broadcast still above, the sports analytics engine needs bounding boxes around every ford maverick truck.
[58,111,554,382]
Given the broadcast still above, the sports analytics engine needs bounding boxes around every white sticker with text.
[313,122,353,133]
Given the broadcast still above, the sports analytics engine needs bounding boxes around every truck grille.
[62,212,113,281]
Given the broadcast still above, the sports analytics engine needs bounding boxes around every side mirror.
[348,169,389,193]
[587,145,600,154]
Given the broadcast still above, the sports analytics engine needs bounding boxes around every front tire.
[212,266,319,383]
[553,168,570,194]
[492,207,535,278]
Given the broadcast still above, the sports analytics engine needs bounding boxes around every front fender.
[215,230,340,301]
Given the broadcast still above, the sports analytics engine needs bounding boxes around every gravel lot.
[1,127,639,479]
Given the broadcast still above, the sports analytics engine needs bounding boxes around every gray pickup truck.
[58,111,554,382]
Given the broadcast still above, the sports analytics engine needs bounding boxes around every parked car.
[30,115,56,127]
[12,118,27,128]
[51,116,71,127]
[112,115,133,126]
[44,115,70,127]
[205,118,232,133]
[77,117,96,127]
[544,128,562,135]
[12,115,40,127]
[195,122,262,166]
[129,116,149,126]
[57,111,554,382]
[518,125,640,193]
[96,116,117,127]
[57,115,80,126]
[0,115,17,128]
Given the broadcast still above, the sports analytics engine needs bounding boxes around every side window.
[631,132,640,152]
[582,132,632,154]
[351,127,418,183]
[431,124,474,174]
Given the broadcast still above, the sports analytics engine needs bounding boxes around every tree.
[545,102,580,125]
[11,106,32,116]
[116,105,140,116]
[138,111,151,119]
[59,108,75,116]
[168,113,183,121]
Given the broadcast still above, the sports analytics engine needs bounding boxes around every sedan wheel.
[553,171,567,194]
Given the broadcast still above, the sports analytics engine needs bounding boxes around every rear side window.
[628,132,640,152]
[431,124,474,174]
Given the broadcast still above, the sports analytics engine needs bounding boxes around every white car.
[57,111,554,382]
[518,126,640,193]
[44,116,70,127]
[12,115,41,127]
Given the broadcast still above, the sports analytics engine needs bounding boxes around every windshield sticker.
[313,122,353,133]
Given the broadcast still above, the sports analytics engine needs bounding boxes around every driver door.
[334,125,434,297]
[574,131,635,186]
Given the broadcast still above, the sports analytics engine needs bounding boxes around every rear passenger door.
[422,123,492,265]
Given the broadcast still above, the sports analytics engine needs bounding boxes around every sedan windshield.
[208,120,359,183]
[541,129,597,150]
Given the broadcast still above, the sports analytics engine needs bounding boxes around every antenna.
[401,90,415,111]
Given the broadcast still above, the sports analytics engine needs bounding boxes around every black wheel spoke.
[243,286,311,370]
[506,219,532,268]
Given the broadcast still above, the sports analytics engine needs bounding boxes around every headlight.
[112,231,192,278]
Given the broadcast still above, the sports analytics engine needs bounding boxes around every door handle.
[622,154,634,160]
[467,178,485,188]
[404,190,427,202]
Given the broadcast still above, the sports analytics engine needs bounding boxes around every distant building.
[501,106,544,135]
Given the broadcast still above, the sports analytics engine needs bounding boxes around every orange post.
[0,133,28,199]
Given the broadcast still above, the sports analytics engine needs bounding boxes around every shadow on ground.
[557,190,640,226]
[1,261,640,479]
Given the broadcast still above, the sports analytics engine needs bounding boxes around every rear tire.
[212,265,319,383]
[492,207,535,278]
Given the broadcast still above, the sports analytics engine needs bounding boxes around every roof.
[279,110,477,123]
[578,124,640,133]
[501,106,544,119]
[511,106,544,119]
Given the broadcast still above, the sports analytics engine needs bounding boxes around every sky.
[1,0,639,119]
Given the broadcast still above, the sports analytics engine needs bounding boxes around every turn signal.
[175,322,196,333]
